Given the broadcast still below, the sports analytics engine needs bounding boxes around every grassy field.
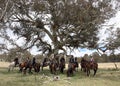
[0,62,120,86]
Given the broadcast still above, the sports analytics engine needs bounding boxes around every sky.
[1,10,120,57]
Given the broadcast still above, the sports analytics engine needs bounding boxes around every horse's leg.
[80,64,83,71]
[67,68,71,77]
[41,66,43,71]
[11,66,14,71]
[33,66,36,72]
[93,68,97,76]
[86,69,90,76]
[89,70,90,77]
[77,67,79,72]
[49,65,52,74]
[23,66,28,74]
[61,67,64,73]
[59,66,63,73]
[37,65,41,72]
[81,68,82,71]
[71,69,73,76]
[19,67,23,72]
[53,67,55,74]
[8,66,10,72]
[29,67,33,74]
[36,65,40,73]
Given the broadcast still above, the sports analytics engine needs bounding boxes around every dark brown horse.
[66,62,78,77]
[80,58,87,72]
[33,63,41,73]
[49,58,59,74]
[41,58,51,71]
[59,57,65,73]
[80,58,98,76]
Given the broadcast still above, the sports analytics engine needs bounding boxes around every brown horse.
[66,62,78,77]
[41,57,51,71]
[80,58,98,76]
[49,58,59,74]
[19,61,32,74]
[19,61,41,74]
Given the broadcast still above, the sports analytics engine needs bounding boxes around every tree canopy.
[0,0,119,56]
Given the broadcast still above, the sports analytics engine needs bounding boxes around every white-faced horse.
[8,58,19,72]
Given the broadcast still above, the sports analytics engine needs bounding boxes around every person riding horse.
[74,57,79,71]
[80,57,98,76]
[69,55,74,63]
[90,56,95,64]
[60,57,65,63]
[32,57,41,73]
[32,57,36,66]
[13,57,19,67]
[59,56,65,73]
[80,57,87,72]
[67,55,77,77]
[43,57,48,65]
[26,57,31,67]
[49,54,59,74]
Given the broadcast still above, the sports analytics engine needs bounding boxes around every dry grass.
[0,62,10,68]
[0,61,120,86]
[0,67,120,86]
[98,62,120,69]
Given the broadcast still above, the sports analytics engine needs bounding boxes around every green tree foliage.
[0,0,119,56]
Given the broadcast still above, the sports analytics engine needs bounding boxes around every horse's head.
[14,58,19,66]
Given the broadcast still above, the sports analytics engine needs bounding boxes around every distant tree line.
[80,53,120,63]
[0,49,120,63]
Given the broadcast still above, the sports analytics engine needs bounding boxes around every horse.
[80,58,87,72]
[19,61,33,74]
[80,58,98,76]
[19,60,41,74]
[66,62,77,77]
[59,57,65,73]
[41,58,51,71]
[8,58,19,72]
[49,58,59,74]
[33,62,41,73]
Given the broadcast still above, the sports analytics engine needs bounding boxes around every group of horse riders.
[12,54,97,76]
